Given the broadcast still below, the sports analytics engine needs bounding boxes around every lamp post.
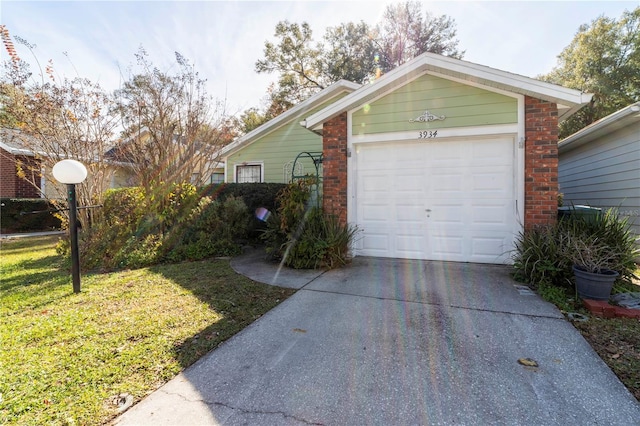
[52,159,87,293]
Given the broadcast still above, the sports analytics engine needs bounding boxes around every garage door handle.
[425,209,432,212]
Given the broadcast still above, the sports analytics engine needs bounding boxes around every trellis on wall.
[291,151,323,208]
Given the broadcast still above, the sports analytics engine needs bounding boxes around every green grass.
[573,316,640,401]
[0,236,295,425]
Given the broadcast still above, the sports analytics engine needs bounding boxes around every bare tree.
[114,48,229,191]
[1,25,119,226]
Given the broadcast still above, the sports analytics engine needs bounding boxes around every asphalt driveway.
[114,251,640,425]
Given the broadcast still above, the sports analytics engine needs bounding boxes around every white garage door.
[354,136,517,263]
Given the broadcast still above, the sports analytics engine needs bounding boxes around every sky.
[1,1,638,116]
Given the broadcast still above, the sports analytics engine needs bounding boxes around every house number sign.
[418,130,438,139]
[410,109,445,140]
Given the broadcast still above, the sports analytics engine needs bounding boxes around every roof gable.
[221,80,360,157]
[352,73,518,135]
[303,52,593,132]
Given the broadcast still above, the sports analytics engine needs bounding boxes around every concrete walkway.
[114,248,640,425]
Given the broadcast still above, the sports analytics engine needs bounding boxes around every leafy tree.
[234,83,295,135]
[255,21,326,106]
[252,1,463,120]
[236,107,268,134]
[322,21,379,84]
[376,1,463,71]
[541,7,640,137]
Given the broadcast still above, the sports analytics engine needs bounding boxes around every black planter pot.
[572,265,619,301]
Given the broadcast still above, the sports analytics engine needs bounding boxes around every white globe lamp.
[52,159,87,184]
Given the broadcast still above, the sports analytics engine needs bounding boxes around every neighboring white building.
[558,102,640,241]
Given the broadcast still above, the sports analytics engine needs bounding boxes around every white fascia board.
[559,102,640,153]
[0,141,34,156]
[220,80,360,157]
[304,52,593,131]
[424,53,591,105]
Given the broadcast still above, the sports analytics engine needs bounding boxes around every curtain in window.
[236,165,261,183]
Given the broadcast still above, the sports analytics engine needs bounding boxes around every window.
[236,164,262,183]
[210,172,224,184]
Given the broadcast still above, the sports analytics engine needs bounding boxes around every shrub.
[0,198,62,233]
[203,183,286,213]
[158,182,200,231]
[112,234,163,269]
[561,209,638,281]
[165,196,249,262]
[202,183,286,241]
[79,185,250,270]
[263,179,358,269]
[512,208,639,290]
[79,187,149,270]
[512,224,573,289]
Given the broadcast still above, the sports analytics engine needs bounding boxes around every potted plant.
[566,234,620,301]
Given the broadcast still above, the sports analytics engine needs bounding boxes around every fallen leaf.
[292,328,307,333]
[518,358,539,368]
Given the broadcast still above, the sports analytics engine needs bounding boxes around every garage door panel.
[431,173,464,192]
[396,175,426,192]
[360,232,390,253]
[360,204,390,222]
[395,234,426,257]
[472,139,513,162]
[471,236,512,260]
[395,147,426,165]
[431,235,464,257]
[355,137,517,263]
[361,174,391,193]
[472,171,511,188]
[396,204,425,223]
[471,204,511,225]
[428,204,465,225]
[430,142,465,160]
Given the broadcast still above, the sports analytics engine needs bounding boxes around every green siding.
[352,74,518,135]
[227,96,344,183]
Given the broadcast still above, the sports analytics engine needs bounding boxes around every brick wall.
[0,148,42,198]
[524,96,559,229]
[322,112,348,225]
[0,148,18,197]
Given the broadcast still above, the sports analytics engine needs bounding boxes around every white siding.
[559,123,640,237]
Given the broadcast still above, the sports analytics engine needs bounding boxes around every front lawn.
[0,236,295,425]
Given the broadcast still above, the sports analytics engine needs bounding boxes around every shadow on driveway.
[114,254,640,425]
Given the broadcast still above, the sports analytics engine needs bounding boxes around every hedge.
[201,183,287,240]
[0,198,62,233]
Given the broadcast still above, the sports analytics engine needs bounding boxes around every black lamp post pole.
[67,183,81,293]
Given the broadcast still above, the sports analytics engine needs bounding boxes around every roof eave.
[220,80,360,158]
[559,102,640,153]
